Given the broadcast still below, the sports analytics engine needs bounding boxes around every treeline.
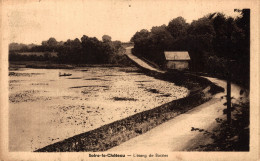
[131,9,250,87]
[9,43,37,51]
[8,52,57,61]
[9,35,130,65]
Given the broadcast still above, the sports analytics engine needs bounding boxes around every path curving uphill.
[125,46,165,73]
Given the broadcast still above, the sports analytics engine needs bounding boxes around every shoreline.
[9,59,135,69]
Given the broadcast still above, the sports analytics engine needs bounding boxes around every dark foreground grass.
[35,70,224,152]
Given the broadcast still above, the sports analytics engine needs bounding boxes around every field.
[9,66,189,151]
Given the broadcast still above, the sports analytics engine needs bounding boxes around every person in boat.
[59,72,72,76]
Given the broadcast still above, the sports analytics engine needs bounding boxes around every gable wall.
[166,61,189,70]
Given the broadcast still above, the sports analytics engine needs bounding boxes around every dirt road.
[125,47,165,73]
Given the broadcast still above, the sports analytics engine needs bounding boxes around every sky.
[3,0,248,45]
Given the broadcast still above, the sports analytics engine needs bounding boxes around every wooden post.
[226,60,232,124]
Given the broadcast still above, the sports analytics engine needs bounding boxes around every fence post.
[226,60,232,124]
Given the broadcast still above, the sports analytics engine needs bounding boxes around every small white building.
[164,51,190,71]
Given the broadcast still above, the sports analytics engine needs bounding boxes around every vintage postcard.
[0,0,259,160]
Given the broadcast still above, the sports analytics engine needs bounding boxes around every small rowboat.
[59,72,72,77]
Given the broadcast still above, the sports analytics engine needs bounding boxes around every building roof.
[164,51,190,61]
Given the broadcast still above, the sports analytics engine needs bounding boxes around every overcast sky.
[4,0,247,44]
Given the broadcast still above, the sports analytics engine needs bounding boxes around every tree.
[46,37,58,47]
[171,16,215,71]
[130,29,150,43]
[41,41,48,46]
[150,25,173,50]
[102,35,112,43]
[211,13,235,58]
[41,37,58,51]
[233,9,250,87]
[57,38,83,63]
[130,29,151,59]
[81,35,113,64]
[131,26,173,66]
[188,17,215,36]
[167,17,189,39]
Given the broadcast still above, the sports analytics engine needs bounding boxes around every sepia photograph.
[0,0,259,160]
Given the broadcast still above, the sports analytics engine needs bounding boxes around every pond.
[9,66,189,151]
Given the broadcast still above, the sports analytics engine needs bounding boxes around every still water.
[9,67,189,151]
